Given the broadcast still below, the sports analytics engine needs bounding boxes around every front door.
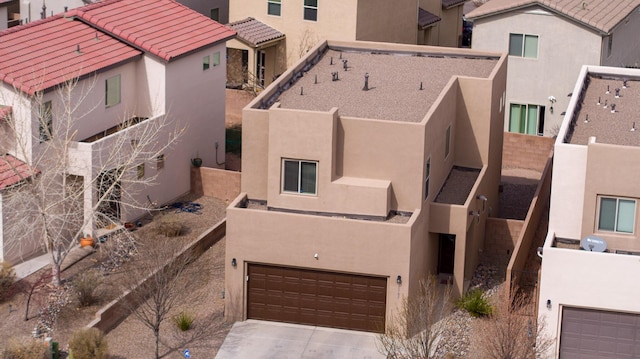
[438,234,456,274]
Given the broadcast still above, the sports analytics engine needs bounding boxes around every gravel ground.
[0,194,230,358]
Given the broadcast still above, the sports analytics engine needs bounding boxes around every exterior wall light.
[546,299,552,309]
[396,275,402,285]
[231,258,237,267]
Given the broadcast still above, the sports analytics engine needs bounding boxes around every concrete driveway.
[215,320,385,359]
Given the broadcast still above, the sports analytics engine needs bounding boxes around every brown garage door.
[247,264,387,333]
[560,307,640,358]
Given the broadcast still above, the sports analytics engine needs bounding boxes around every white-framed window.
[445,125,451,159]
[156,154,165,171]
[282,159,317,195]
[509,33,538,58]
[39,100,52,142]
[105,75,121,107]
[304,0,318,21]
[213,52,220,67]
[137,163,145,179]
[267,0,281,16]
[598,197,636,233]
[509,103,545,135]
[203,55,210,70]
[424,157,431,200]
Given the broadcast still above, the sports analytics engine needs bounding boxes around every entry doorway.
[438,234,456,274]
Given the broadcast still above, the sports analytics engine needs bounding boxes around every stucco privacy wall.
[502,132,554,170]
[471,6,602,136]
[190,167,241,202]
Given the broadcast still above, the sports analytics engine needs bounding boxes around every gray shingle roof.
[228,17,285,47]
[419,8,442,29]
[442,0,467,9]
[466,0,640,34]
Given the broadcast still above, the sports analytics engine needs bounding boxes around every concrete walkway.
[12,246,95,281]
[216,320,385,359]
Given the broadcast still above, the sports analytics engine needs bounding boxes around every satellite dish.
[581,235,607,252]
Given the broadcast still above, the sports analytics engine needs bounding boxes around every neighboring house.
[467,0,640,137]
[227,0,466,88]
[0,0,19,30]
[538,65,640,358]
[225,40,507,332]
[174,0,229,23]
[0,0,235,263]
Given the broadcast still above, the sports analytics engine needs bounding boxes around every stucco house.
[538,65,640,358]
[225,40,506,332]
[0,0,235,264]
[0,0,19,29]
[467,0,640,137]
[227,0,466,88]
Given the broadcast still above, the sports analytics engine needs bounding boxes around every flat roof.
[567,74,640,146]
[435,166,480,205]
[269,47,499,123]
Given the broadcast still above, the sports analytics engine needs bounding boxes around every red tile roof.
[467,0,640,34]
[0,154,36,190]
[72,0,236,62]
[0,16,142,95]
[228,17,285,48]
[0,0,236,94]
[0,106,11,121]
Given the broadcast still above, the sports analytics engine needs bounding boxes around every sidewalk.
[12,246,96,281]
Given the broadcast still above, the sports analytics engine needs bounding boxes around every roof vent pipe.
[606,85,610,94]
[420,82,423,90]
[342,59,348,71]
[623,79,628,88]
[300,87,304,96]
[314,74,317,84]
[339,52,342,60]
[610,103,616,113]
[597,96,601,105]
[631,121,636,132]
[615,88,620,98]
[362,73,369,91]
[332,72,339,81]
[584,114,589,123]
[330,57,333,65]
[603,99,608,108]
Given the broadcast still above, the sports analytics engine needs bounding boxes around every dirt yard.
[0,194,230,358]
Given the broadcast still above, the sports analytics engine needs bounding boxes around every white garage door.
[560,307,640,358]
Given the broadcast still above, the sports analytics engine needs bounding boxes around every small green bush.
[2,338,48,359]
[457,288,493,317]
[72,269,102,307]
[0,261,16,301]
[153,216,184,237]
[173,310,194,331]
[68,328,109,359]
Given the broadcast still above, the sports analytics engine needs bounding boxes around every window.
[210,8,219,21]
[282,159,317,195]
[213,52,220,67]
[424,158,431,200]
[203,55,210,70]
[599,197,636,233]
[509,103,545,135]
[156,154,165,170]
[509,33,538,58]
[304,0,317,21]
[137,163,145,179]
[39,100,52,142]
[267,0,281,16]
[445,125,451,159]
[105,75,121,107]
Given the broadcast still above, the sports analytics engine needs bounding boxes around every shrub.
[68,328,109,359]
[72,269,102,307]
[153,216,184,237]
[0,261,16,301]
[2,338,48,359]
[173,310,194,331]
[457,288,493,317]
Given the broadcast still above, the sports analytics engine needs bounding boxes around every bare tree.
[377,276,454,359]
[120,238,201,359]
[288,27,319,65]
[1,76,182,286]
[470,285,553,359]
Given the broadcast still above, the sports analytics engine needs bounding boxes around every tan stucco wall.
[538,236,640,357]
[229,40,507,322]
[472,6,602,136]
[355,0,417,45]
